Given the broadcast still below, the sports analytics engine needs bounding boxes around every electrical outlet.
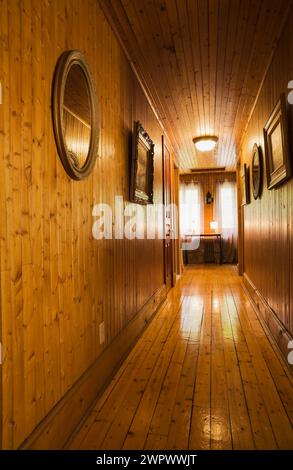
[99,321,105,345]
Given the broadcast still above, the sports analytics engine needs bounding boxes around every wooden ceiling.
[100,0,291,171]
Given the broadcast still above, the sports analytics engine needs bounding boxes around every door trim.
[162,136,174,288]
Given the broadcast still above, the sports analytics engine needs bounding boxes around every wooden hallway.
[68,266,293,450]
[2,0,293,457]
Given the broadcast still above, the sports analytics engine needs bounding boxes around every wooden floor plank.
[144,433,168,450]
[230,289,293,449]
[219,287,255,449]
[238,287,293,425]
[210,281,233,449]
[69,265,293,450]
[225,283,278,449]
[189,296,212,447]
[165,296,203,450]
[123,297,194,449]
[77,272,195,450]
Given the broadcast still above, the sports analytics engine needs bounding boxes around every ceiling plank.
[99,0,292,171]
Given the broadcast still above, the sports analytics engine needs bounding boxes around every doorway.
[179,172,238,266]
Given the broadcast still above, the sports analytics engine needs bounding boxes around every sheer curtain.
[215,180,238,263]
[179,182,203,236]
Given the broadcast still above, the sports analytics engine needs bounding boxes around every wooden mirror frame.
[52,50,99,180]
[251,143,263,199]
[241,163,250,206]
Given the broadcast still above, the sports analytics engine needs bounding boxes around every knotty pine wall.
[240,6,293,355]
[0,0,169,448]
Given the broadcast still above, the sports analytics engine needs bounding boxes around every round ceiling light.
[193,135,218,152]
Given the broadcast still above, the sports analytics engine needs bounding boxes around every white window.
[220,185,236,230]
[180,183,201,235]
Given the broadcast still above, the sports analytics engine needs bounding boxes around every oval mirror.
[251,143,263,199]
[52,50,99,180]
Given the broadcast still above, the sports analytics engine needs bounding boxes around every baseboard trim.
[243,273,292,366]
[18,284,167,450]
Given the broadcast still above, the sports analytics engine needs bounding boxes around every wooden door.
[162,137,173,289]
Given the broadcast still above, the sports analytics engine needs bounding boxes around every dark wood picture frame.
[130,121,154,204]
[251,143,263,199]
[52,50,99,180]
[241,163,250,206]
[263,93,291,190]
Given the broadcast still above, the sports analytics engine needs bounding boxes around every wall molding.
[243,273,293,367]
[18,285,167,450]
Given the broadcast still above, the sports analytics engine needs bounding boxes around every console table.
[183,233,222,265]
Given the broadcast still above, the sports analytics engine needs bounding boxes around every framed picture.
[130,121,154,204]
[241,163,250,206]
[263,93,291,190]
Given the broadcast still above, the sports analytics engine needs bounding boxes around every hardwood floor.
[68,265,293,450]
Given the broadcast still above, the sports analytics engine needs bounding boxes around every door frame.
[162,136,175,288]
[237,159,244,275]
[173,164,181,277]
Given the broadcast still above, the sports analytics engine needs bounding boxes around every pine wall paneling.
[240,6,293,358]
[0,0,169,449]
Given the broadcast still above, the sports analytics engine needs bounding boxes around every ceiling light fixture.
[193,135,218,152]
